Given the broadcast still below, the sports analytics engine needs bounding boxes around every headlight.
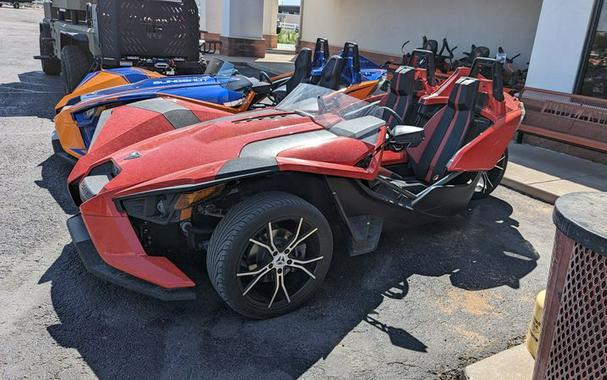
[77,161,120,203]
[119,184,225,224]
[79,175,111,202]
[174,185,224,210]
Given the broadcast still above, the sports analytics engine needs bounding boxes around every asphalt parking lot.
[0,7,556,379]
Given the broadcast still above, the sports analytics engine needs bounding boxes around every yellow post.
[525,289,546,358]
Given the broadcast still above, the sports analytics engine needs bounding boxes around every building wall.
[195,0,206,32]
[223,0,264,39]
[526,0,596,92]
[263,0,279,36]
[300,0,542,69]
[205,0,223,36]
[263,0,279,48]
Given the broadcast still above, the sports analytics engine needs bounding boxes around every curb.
[464,344,535,380]
[501,176,558,204]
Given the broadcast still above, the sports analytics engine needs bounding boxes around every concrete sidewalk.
[503,143,607,204]
[464,344,535,380]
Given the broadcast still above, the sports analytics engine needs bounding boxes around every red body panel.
[80,193,195,288]
[278,136,373,166]
[448,98,522,171]
[277,127,387,180]
[70,109,309,183]
[89,107,174,153]
[381,150,407,166]
[90,98,233,147]
[73,100,231,185]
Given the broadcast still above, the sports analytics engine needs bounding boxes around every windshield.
[204,58,238,77]
[276,83,384,128]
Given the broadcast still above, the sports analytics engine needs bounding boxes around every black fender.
[60,31,89,49]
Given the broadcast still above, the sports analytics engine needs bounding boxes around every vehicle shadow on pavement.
[0,71,63,119]
[35,155,77,214]
[39,195,539,379]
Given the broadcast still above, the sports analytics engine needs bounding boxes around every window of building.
[578,0,607,98]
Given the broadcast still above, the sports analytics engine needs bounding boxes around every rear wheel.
[207,192,333,319]
[60,45,91,93]
[473,149,508,199]
[13,2,20,8]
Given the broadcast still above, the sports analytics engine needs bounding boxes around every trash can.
[533,192,607,379]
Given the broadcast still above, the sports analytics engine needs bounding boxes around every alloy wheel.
[237,218,324,309]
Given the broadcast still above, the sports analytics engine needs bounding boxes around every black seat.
[423,38,439,56]
[407,77,480,184]
[472,46,491,59]
[317,55,345,90]
[312,38,330,69]
[285,48,312,94]
[379,66,415,128]
[273,48,312,101]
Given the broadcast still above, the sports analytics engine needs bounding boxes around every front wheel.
[13,2,20,8]
[473,149,508,199]
[207,192,333,319]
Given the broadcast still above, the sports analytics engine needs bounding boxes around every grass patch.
[277,30,299,45]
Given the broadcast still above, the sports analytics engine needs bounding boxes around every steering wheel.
[259,71,272,84]
[378,106,404,126]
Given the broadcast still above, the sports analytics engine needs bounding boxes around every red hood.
[70,109,322,196]
[84,99,232,160]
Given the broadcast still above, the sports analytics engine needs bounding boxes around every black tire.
[60,45,91,93]
[207,192,333,319]
[473,149,508,200]
[13,2,19,8]
[39,23,60,75]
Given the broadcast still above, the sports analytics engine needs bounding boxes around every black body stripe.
[415,106,456,180]
[129,97,201,129]
[430,111,472,180]
[163,109,201,129]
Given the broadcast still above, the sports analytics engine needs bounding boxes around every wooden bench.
[517,124,607,153]
[517,87,607,153]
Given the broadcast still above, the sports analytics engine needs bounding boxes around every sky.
[279,0,300,5]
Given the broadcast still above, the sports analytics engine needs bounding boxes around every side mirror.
[388,125,424,149]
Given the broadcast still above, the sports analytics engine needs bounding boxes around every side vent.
[233,114,298,124]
